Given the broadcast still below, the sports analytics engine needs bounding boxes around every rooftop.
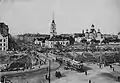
[48,35,69,41]
[74,33,85,38]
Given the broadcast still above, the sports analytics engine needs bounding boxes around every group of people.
[45,70,62,81]
[55,71,62,78]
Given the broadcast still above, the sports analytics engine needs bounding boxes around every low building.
[74,31,85,43]
[17,34,24,41]
[118,32,120,39]
[45,36,70,48]
[17,33,50,43]
[34,38,43,46]
[0,63,8,71]
[102,34,117,39]
[0,22,9,51]
[60,34,73,38]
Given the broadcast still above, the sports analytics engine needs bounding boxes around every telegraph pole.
[99,43,103,68]
[48,59,51,83]
[46,50,51,83]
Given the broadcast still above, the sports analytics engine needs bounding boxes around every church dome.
[97,29,101,33]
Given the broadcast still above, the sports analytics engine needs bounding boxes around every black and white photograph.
[0,0,120,83]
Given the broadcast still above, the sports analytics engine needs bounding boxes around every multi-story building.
[0,22,9,51]
[45,36,70,48]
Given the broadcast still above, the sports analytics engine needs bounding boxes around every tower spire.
[50,11,57,37]
[52,11,55,23]
[53,11,54,20]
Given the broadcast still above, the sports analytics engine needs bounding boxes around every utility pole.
[46,50,51,83]
[48,59,51,83]
[99,43,103,68]
[3,76,6,83]
[73,47,74,59]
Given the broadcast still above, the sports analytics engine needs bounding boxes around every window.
[0,48,2,50]
[4,39,5,42]
[66,42,68,45]
[4,43,5,46]
[0,39,2,42]
[0,44,2,46]
[4,48,5,50]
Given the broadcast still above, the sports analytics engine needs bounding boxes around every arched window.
[66,42,68,45]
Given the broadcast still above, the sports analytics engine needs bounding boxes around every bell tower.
[50,12,57,37]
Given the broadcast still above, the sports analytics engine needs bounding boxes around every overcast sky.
[0,0,120,35]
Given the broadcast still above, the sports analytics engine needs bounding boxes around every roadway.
[1,62,61,78]
[0,62,61,83]
[1,50,64,83]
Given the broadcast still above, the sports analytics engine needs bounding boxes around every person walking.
[85,71,87,76]
[99,64,102,68]
[45,74,48,80]
[118,76,120,82]
[55,71,58,77]
[110,65,112,69]
[88,80,91,83]
[113,67,114,71]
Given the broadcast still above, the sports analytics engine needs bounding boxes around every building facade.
[74,30,85,43]
[0,22,9,51]
[17,35,24,41]
[17,33,50,44]
[34,38,43,47]
[45,37,70,48]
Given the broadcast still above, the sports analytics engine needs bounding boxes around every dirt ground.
[51,63,120,83]
[5,63,120,83]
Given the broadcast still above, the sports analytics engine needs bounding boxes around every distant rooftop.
[48,35,69,41]
[74,33,85,38]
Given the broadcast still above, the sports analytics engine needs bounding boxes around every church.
[45,13,70,48]
[85,24,103,40]
[74,24,103,43]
